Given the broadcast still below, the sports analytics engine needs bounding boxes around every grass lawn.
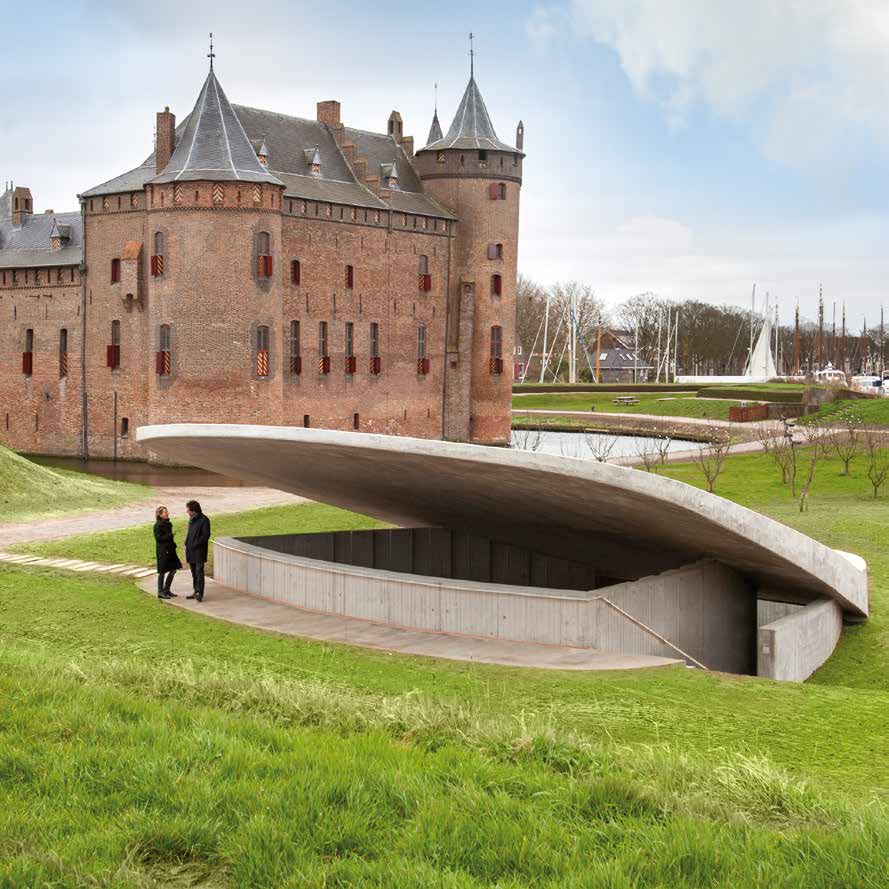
[3,447,889,884]
[1,562,889,886]
[0,444,149,522]
[513,391,737,420]
[805,396,889,426]
[10,501,386,570]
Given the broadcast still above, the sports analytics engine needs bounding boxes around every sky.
[2,0,887,326]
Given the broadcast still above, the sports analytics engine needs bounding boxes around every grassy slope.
[806,397,889,425]
[11,501,386,569]
[513,391,736,419]
[0,445,149,522]
[2,587,887,887]
[3,449,889,883]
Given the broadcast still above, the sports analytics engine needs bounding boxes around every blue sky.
[3,0,887,325]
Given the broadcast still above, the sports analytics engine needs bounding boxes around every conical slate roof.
[152,70,283,185]
[421,76,517,152]
[426,110,443,146]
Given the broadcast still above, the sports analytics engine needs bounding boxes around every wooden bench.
[612,396,639,405]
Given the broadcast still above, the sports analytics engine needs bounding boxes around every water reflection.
[510,430,702,460]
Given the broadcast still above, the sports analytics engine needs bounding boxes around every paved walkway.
[0,486,302,549]
[137,573,682,672]
[0,551,156,578]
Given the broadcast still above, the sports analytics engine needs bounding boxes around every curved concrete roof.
[136,424,868,617]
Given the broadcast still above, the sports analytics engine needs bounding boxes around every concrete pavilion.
[136,424,868,681]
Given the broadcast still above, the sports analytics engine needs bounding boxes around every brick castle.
[0,58,523,461]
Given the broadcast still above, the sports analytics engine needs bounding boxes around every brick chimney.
[317,100,341,128]
[12,186,33,226]
[156,106,176,174]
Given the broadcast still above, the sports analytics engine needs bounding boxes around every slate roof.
[0,191,83,268]
[80,71,455,219]
[426,110,443,146]
[151,71,283,185]
[421,75,518,153]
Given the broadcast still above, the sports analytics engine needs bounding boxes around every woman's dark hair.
[186,500,202,514]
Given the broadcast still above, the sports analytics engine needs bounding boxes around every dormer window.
[257,139,269,168]
[305,148,321,176]
[382,163,399,190]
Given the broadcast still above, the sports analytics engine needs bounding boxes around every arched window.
[151,232,165,276]
[489,182,507,200]
[487,243,503,260]
[257,232,273,277]
[110,257,121,283]
[156,325,171,376]
[256,325,270,377]
[59,329,68,379]
[489,325,503,375]
[491,274,502,296]
[289,320,301,374]
[291,259,301,285]
[107,320,121,369]
[345,264,354,290]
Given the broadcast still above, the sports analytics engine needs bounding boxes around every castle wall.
[415,150,522,446]
[0,265,83,455]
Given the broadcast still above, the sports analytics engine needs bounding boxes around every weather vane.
[469,32,474,77]
[208,32,215,70]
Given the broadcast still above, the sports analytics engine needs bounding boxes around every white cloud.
[562,0,889,168]
[526,6,561,50]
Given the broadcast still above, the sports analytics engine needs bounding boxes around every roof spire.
[469,32,475,79]
[208,32,215,71]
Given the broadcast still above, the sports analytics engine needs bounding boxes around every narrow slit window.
[256,325,270,377]
[59,329,68,378]
[110,258,121,283]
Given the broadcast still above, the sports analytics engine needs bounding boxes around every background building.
[0,61,523,460]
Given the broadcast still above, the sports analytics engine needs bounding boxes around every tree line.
[516,277,887,380]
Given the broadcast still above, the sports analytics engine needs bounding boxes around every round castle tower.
[413,72,524,445]
[146,70,286,430]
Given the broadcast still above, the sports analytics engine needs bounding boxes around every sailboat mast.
[793,300,800,375]
[538,289,550,383]
[817,284,824,370]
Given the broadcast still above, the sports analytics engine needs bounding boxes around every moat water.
[510,430,703,460]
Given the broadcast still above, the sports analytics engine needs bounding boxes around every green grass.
[0,444,149,522]
[10,501,386,569]
[696,385,803,403]
[2,563,889,886]
[4,447,889,883]
[805,397,889,426]
[512,391,737,419]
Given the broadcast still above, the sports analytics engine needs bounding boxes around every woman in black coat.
[153,505,182,599]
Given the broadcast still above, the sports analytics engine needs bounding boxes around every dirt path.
[0,486,303,549]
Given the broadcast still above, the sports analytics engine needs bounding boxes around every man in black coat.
[184,499,211,602]
[153,505,182,599]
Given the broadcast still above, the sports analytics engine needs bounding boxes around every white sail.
[743,315,777,379]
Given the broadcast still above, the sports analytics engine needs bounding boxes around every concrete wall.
[239,527,608,591]
[758,598,843,682]
[216,537,757,672]
[600,561,756,674]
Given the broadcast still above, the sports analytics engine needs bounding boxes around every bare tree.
[796,422,830,512]
[633,436,660,472]
[583,432,618,463]
[653,421,676,465]
[827,409,860,476]
[863,425,889,498]
[693,427,735,494]
[754,421,774,456]
[513,424,543,452]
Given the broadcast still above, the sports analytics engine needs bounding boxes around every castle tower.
[146,67,287,430]
[413,69,524,444]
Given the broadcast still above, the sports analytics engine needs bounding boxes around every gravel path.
[0,486,303,549]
